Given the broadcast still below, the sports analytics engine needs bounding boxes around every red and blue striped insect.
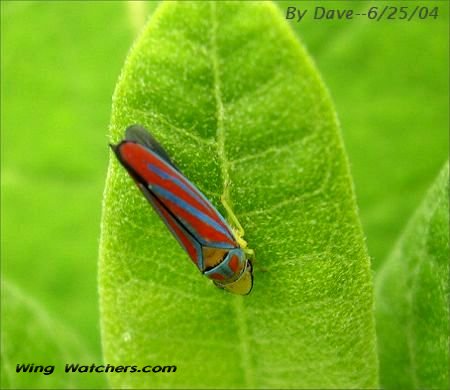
[110,125,254,295]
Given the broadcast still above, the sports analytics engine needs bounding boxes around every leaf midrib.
[210,2,253,387]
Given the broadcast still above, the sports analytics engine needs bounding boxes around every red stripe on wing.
[120,142,237,248]
[156,199,201,267]
[161,197,233,245]
[137,183,202,269]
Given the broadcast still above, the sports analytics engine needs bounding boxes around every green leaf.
[375,163,449,389]
[280,0,449,267]
[1,279,107,389]
[99,2,378,388]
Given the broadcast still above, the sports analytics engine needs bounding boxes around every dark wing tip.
[124,124,178,170]
[125,124,150,143]
[108,142,121,156]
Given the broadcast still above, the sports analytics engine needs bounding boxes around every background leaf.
[0,2,139,387]
[1,279,106,389]
[280,0,449,268]
[100,2,377,388]
[375,163,449,389]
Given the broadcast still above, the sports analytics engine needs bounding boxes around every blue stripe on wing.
[150,185,236,249]
[148,163,211,211]
[145,151,239,248]
[136,183,204,270]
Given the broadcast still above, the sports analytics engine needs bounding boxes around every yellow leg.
[221,194,245,238]
[221,190,256,261]
[243,247,256,260]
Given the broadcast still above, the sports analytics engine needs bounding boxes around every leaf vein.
[229,132,319,166]
[240,157,332,217]
[128,107,214,145]
[211,3,254,387]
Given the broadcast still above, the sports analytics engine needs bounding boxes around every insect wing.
[135,182,204,270]
[115,141,237,250]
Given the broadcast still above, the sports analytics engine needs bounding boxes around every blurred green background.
[1,1,448,388]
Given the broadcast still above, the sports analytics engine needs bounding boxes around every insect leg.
[220,192,246,243]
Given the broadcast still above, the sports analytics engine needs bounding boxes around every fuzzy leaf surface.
[376,163,449,389]
[99,2,378,388]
